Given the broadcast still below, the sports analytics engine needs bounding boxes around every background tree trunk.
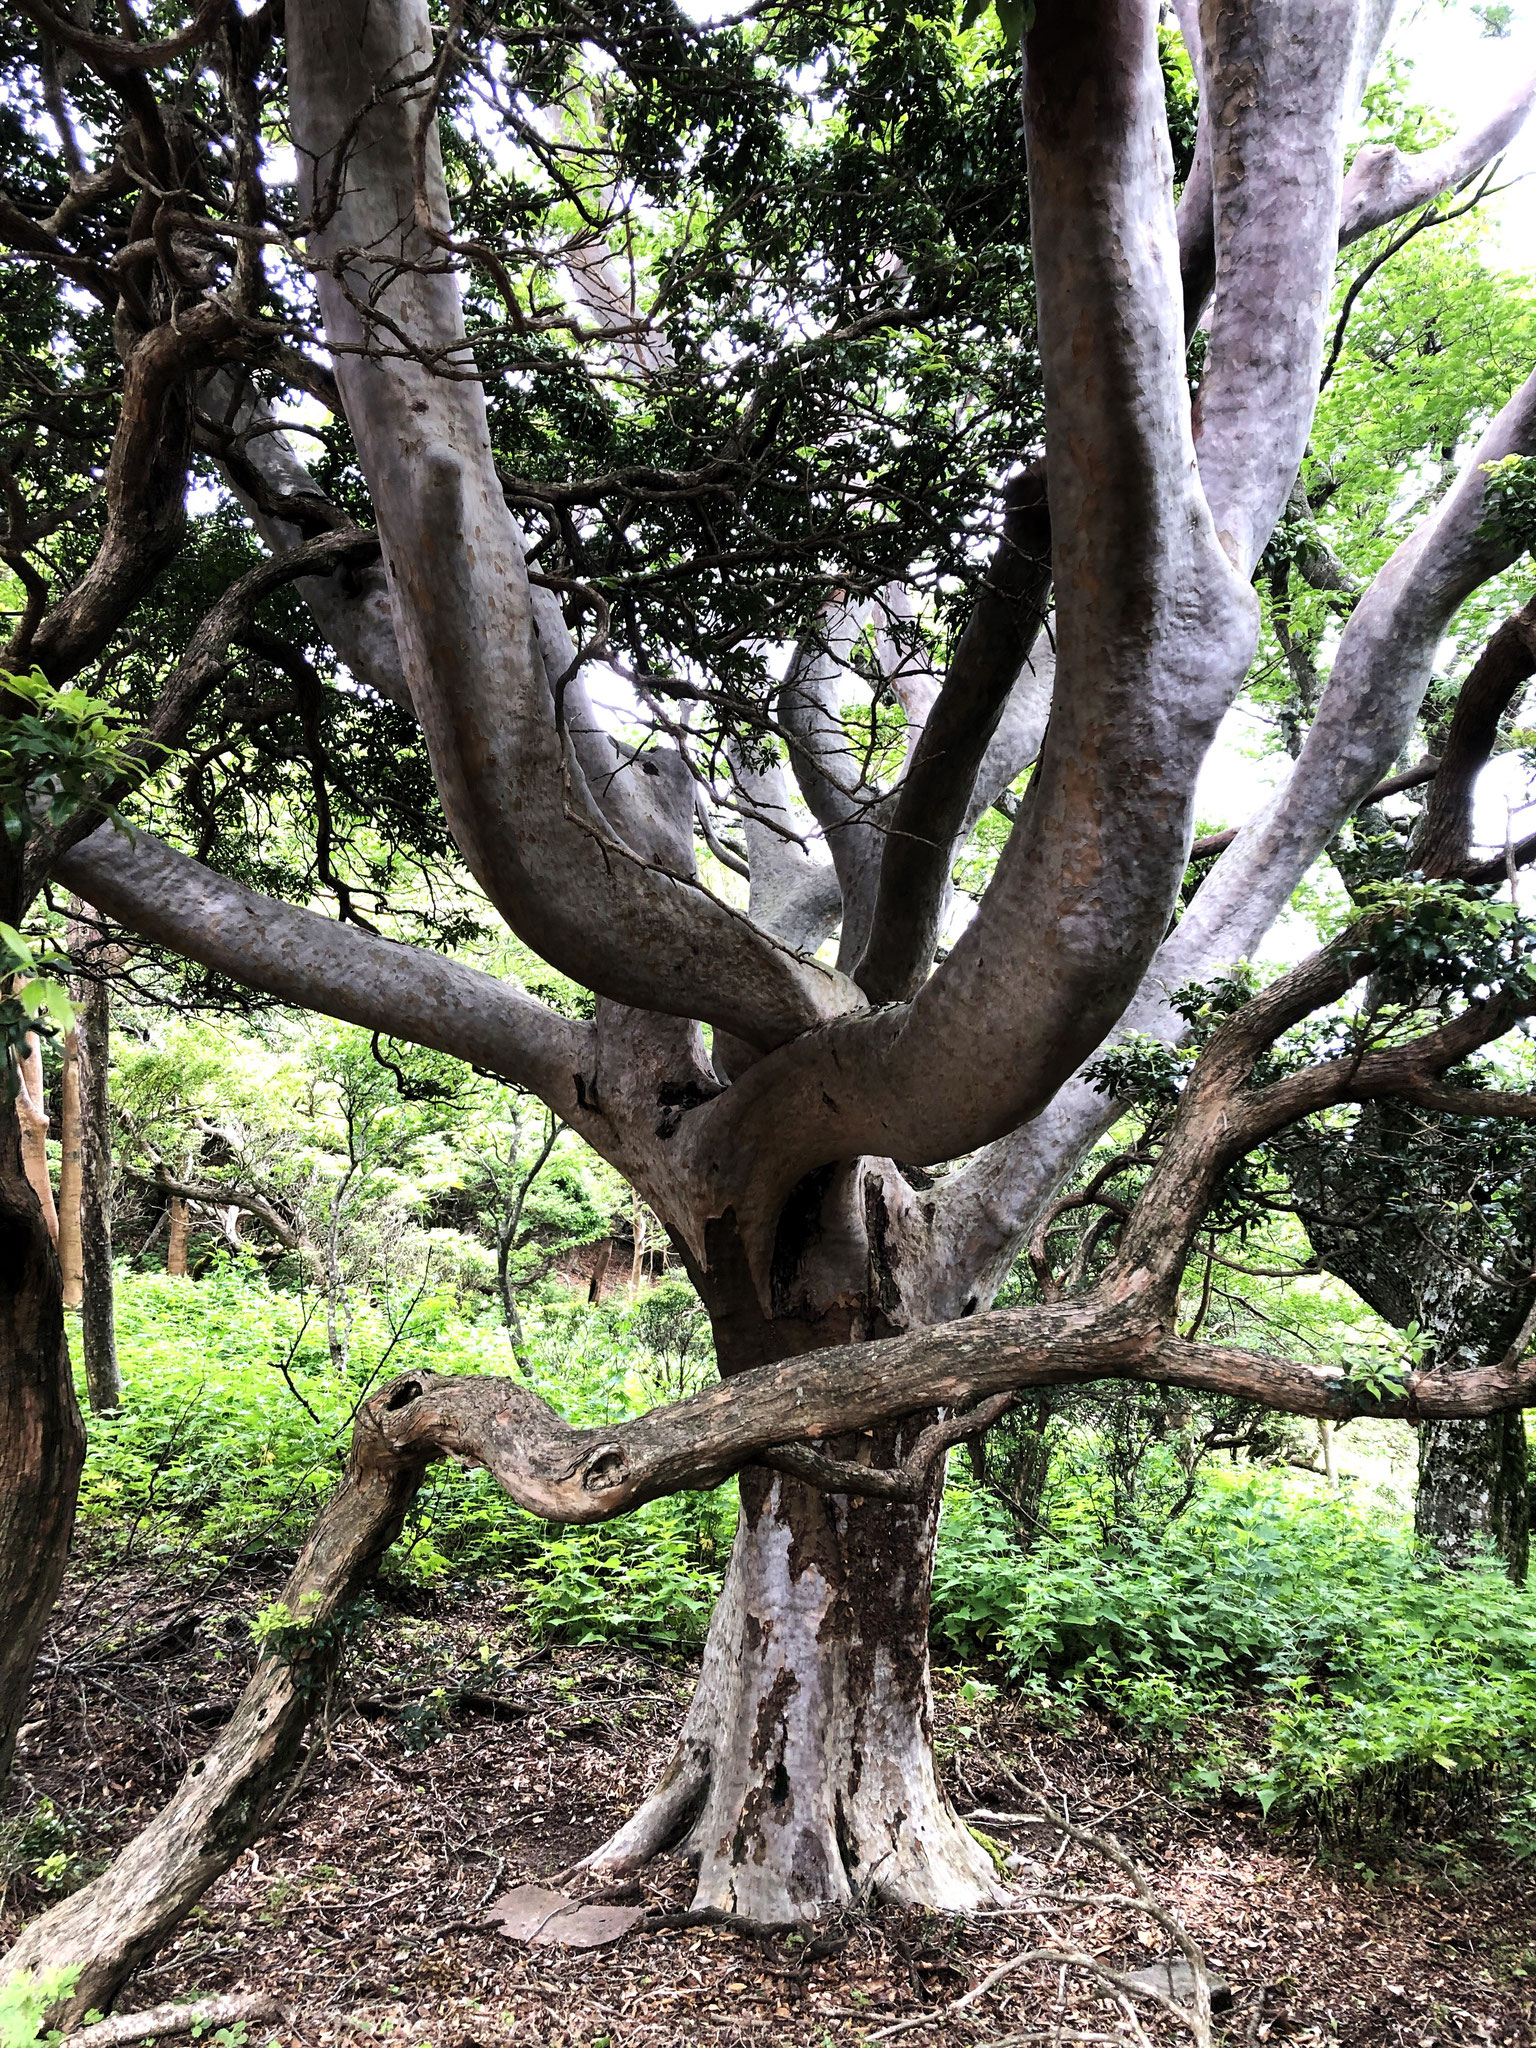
[57,1024,84,1311]
[1416,1417,1530,1582]
[587,1238,612,1304]
[15,1033,58,1244]
[77,969,121,1411]
[0,1086,86,1795]
[1283,1102,1536,1580]
[166,1192,189,1278]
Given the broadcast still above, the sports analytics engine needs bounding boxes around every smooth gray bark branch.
[285,0,858,1052]
[1339,67,1536,246]
[55,825,593,1119]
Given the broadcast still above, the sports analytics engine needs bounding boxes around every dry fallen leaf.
[486,1885,645,1951]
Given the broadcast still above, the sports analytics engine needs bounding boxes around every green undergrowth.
[76,1267,1536,1849]
[934,1476,1536,1847]
[79,1266,731,1652]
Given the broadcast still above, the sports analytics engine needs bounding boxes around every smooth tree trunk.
[57,1024,84,1311]
[587,1189,1001,1918]
[587,1442,1001,1917]
[78,971,121,1411]
[0,1085,86,1795]
[1416,1416,1530,1582]
[165,1192,189,1278]
[15,1033,58,1244]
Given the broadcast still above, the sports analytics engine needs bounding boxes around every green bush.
[932,1473,1536,1841]
[79,1267,733,1626]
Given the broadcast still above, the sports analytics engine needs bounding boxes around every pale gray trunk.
[587,1450,1000,1917]
[586,1175,1001,1917]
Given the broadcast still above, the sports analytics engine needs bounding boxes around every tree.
[7,0,1536,2011]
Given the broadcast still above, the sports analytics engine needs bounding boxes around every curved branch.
[762,1393,1014,1502]
[53,825,594,1121]
[285,0,858,1051]
[1340,68,1536,246]
[776,599,889,969]
[1417,594,1536,877]
[196,369,411,713]
[1177,365,1536,978]
[1188,756,1439,864]
[122,1167,302,1252]
[728,743,843,957]
[26,303,242,685]
[14,0,226,72]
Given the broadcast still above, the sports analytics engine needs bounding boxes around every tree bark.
[58,1024,84,1311]
[165,1192,189,1278]
[1416,1417,1530,1583]
[0,1086,86,1796]
[77,968,121,1412]
[586,1444,1001,1918]
[15,1032,58,1244]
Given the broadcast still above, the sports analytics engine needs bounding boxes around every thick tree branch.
[854,461,1051,1004]
[776,599,891,972]
[285,0,856,1053]
[196,368,412,713]
[1169,366,1536,1009]
[1340,68,1536,246]
[122,1167,302,1252]
[1193,2,1377,579]
[1189,757,1439,865]
[53,825,594,1121]
[1417,595,1536,877]
[14,0,227,72]
[26,304,243,684]
[728,744,843,958]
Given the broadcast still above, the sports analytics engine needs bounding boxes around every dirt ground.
[5,1552,1535,2048]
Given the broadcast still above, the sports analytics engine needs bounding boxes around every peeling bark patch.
[862,1174,902,1315]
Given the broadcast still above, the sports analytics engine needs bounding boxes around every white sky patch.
[1390,0,1536,272]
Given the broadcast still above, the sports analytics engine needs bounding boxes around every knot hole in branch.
[583,1446,626,1491]
[383,1378,424,1412]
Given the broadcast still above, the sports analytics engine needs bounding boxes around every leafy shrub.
[933,1474,1536,1841]
[82,1268,732,1625]
[0,1968,81,2048]
[520,1507,729,1652]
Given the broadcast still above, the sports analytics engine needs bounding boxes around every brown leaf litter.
[5,1556,1536,2047]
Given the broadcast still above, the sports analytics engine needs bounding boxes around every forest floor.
[6,1553,1535,2048]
